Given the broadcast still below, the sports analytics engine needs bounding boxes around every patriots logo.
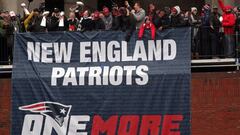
[19,102,72,127]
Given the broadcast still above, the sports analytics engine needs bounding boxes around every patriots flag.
[12,29,191,135]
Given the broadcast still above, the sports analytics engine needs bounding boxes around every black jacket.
[210,12,222,33]
[28,16,46,32]
[47,16,68,32]
[93,19,105,30]
[111,16,121,30]
[236,15,240,32]
[80,18,94,31]
[153,15,170,29]
[170,14,185,27]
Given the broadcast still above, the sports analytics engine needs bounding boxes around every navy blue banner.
[12,28,191,135]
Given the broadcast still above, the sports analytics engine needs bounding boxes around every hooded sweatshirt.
[218,0,236,34]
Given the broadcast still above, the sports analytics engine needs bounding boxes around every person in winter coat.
[170,6,185,27]
[210,7,222,58]
[118,7,136,41]
[92,11,105,30]
[153,10,170,31]
[236,7,240,51]
[111,7,121,30]
[148,3,156,21]
[189,7,201,59]
[236,7,240,32]
[102,7,113,30]
[79,10,94,31]
[67,12,78,31]
[218,0,236,57]
[131,2,146,29]
[138,16,156,40]
[58,12,69,31]
[27,9,46,32]
[200,4,212,58]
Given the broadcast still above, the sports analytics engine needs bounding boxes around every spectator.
[27,8,46,32]
[47,8,68,32]
[210,6,222,58]
[164,7,171,17]
[23,10,34,32]
[148,3,156,21]
[189,7,201,59]
[118,7,136,41]
[124,1,132,11]
[189,7,201,26]
[170,6,185,27]
[79,10,94,31]
[0,11,7,37]
[138,16,156,40]
[102,7,113,30]
[131,2,146,29]
[0,10,8,64]
[233,7,239,15]
[118,7,132,32]
[9,11,21,33]
[68,12,78,31]
[40,11,50,30]
[6,11,21,63]
[183,11,191,26]
[236,7,240,33]
[218,0,236,57]
[58,12,69,31]
[200,4,212,58]
[92,11,105,30]
[153,10,170,31]
[236,7,240,52]
[111,7,121,30]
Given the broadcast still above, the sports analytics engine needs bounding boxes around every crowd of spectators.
[0,0,240,64]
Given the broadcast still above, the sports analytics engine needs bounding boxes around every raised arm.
[218,0,225,12]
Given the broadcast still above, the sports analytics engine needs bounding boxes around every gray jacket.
[132,8,146,29]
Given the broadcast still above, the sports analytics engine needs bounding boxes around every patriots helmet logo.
[19,102,72,127]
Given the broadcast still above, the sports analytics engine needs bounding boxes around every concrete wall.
[1,72,240,134]
[0,0,44,15]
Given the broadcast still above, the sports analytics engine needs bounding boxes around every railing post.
[236,31,239,70]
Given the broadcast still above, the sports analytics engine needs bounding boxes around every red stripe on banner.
[21,103,45,109]
[33,107,46,111]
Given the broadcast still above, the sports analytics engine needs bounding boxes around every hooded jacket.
[170,6,185,27]
[138,21,156,40]
[218,0,236,34]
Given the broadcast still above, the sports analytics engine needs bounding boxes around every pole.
[236,31,239,70]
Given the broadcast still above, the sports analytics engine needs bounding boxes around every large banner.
[12,28,191,135]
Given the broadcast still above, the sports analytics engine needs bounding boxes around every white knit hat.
[174,6,181,15]
[191,7,197,12]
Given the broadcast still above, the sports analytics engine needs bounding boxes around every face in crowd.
[33,9,40,17]
[134,2,141,12]
[213,7,218,14]
[158,10,165,18]
[148,3,155,12]
[103,7,110,17]
[171,8,177,15]
[83,10,89,18]
[192,9,197,15]
[69,12,75,19]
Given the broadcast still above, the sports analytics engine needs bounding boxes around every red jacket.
[218,0,236,34]
[138,22,156,40]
